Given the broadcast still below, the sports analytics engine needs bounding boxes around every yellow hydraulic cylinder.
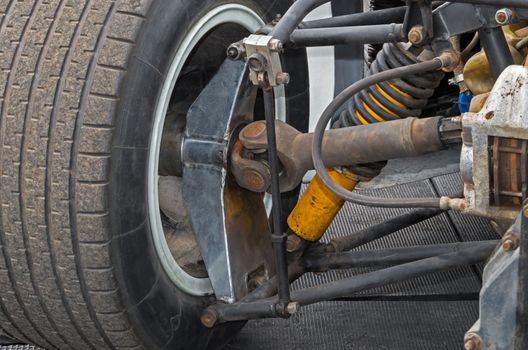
[287,169,358,242]
[287,61,409,242]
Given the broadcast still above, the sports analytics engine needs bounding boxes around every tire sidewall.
[109,0,309,349]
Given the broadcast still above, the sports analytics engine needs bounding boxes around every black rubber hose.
[461,32,479,62]
[300,6,407,29]
[312,58,448,208]
[516,36,528,51]
[271,0,329,43]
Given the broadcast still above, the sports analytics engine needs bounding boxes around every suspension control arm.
[232,116,461,193]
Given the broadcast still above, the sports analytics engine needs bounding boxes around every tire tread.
[0,0,153,348]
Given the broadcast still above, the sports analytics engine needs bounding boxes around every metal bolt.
[286,302,300,315]
[241,122,266,140]
[242,169,268,192]
[200,309,218,328]
[247,275,267,292]
[464,339,476,350]
[248,53,268,72]
[495,8,514,25]
[502,232,519,252]
[286,234,304,252]
[269,38,283,52]
[408,25,425,45]
[464,334,483,350]
[226,43,245,60]
[437,50,461,73]
[276,72,290,85]
[502,239,516,251]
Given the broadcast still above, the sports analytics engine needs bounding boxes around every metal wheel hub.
[148,4,267,297]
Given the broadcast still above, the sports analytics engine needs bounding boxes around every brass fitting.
[408,25,426,45]
[501,230,520,251]
[438,50,461,73]
[439,196,467,211]
[464,333,483,350]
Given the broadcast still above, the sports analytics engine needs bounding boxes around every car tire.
[0,0,309,349]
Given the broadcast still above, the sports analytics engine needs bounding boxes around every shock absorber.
[287,42,444,243]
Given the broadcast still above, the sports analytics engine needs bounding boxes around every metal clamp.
[243,34,288,87]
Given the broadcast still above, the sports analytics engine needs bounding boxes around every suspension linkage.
[200,240,498,327]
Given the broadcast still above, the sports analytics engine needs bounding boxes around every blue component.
[458,91,473,113]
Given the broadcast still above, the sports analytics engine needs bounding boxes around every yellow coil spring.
[288,43,443,242]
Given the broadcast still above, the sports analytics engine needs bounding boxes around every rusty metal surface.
[237,116,452,192]
[230,140,271,192]
[227,173,495,350]
[182,59,276,303]
[488,136,528,208]
[460,65,528,223]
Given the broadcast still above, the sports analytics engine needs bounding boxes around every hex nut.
[241,122,266,140]
[276,72,290,85]
[226,43,245,60]
[502,239,516,251]
[286,302,300,315]
[200,309,218,328]
[242,169,268,192]
[464,334,483,350]
[286,235,303,252]
[495,8,514,25]
[408,25,425,45]
[269,38,283,52]
[502,232,519,252]
[464,339,477,350]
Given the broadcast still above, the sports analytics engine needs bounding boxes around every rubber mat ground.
[1,173,499,349]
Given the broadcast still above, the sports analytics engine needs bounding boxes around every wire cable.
[312,58,451,208]
[461,32,479,62]
[516,36,528,51]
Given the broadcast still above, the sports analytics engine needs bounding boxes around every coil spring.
[335,43,444,128]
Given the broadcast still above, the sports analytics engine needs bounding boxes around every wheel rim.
[148,4,284,296]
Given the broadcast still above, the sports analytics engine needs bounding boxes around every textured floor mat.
[228,174,497,349]
[1,174,498,349]
[293,177,488,297]
[229,300,479,350]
